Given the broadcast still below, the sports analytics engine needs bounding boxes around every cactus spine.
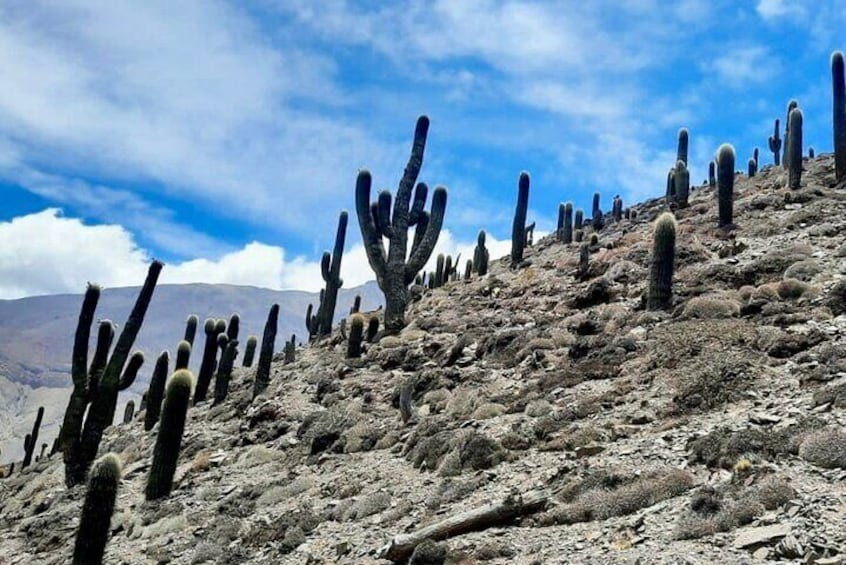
[647,213,677,310]
[253,304,279,398]
[833,51,846,182]
[356,116,447,335]
[510,172,530,266]
[768,119,782,166]
[473,230,489,275]
[144,351,170,431]
[347,314,365,358]
[318,211,348,336]
[717,144,735,228]
[242,335,257,367]
[72,453,122,565]
[674,161,690,209]
[22,406,43,468]
[183,315,198,348]
[677,127,689,165]
[60,260,162,487]
[787,108,803,189]
[145,370,192,501]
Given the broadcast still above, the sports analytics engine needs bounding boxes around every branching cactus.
[647,213,677,310]
[768,119,782,166]
[305,290,322,341]
[787,107,804,189]
[511,172,530,266]
[347,313,365,358]
[783,100,798,168]
[717,144,736,228]
[72,452,122,565]
[674,161,690,209]
[253,304,279,398]
[473,230,489,275]
[61,260,162,487]
[145,370,192,501]
[355,116,447,335]
[183,315,198,348]
[833,51,845,182]
[677,128,689,165]
[22,406,43,468]
[193,319,224,405]
[144,351,170,431]
[242,335,257,367]
[318,211,348,336]
[213,340,238,405]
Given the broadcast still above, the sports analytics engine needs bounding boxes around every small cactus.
[347,314,365,358]
[578,243,590,280]
[677,127,689,165]
[753,147,759,168]
[574,229,584,243]
[647,212,677,310]
[834,51,846,182]
[748,157,757,177]
[349,295,361,315]
[612,195,623,222]
[226,313,240,342]
[674,161,690,209]
[666,169,676,204]
[398,377,416,425]
[809,147,815,158]
[145,370,192,501]
[183,315,198,348]
[463,259,472,280]
[253,304,279,398]
[472,230,489,276]
[242,335,257,367]
[284,334,296,364]
[717,143,736,228]
[768,118,782,166]
[22,406,43,468]
[144,351,170,431]
[574,209,584,230]
[787,107,803,189]
[511,172,530,266]
[122,401,134,424]
[72,453,122,565]
[435,254,445,287]
[366,316,380,342]
[708,161,716,188]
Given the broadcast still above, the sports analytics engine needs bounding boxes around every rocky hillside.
[1,155,846,564]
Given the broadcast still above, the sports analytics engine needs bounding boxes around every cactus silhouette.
[253,304,279,398]
[511,172,530,265]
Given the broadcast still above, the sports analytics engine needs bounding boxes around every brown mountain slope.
[1,155,845,564]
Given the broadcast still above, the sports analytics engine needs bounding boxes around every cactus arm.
[409,210,429,259]
[355,170,388,280]
[118,351,144,391]
[405,186,447,282]
[409,182,428,225]
[144,351,170,431]
[393,116,429,227]
[377,191,394,238]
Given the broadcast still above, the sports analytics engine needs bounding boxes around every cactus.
[647,213,677,310]
[444,255,453,283]
[574,209,584,230]
[305,291,322,341]
[366,317,380,342]
[768,119,782,166]
[317,211,348,336]
[349,295,361,315]
[578,243,590,280]
[666,169,676,203]
[242,335,258,367]
[253,304,279,398]
[183,315,198,348]
[677,127,689,165]
[525,222,535,247]
[434,254,445,287]
[557,203,565,238]
[783,100,798,168]
[145,370,192,501]
[356,116,447,335]
[144,351,170,431]
[193,319,223,405]
[717,144,736,228]
[60,260,162,487]
[22,406,44,468]
[510,172,530,265]
[226,313,240,342]
[122,401,134,424]
[834,51,846,182]
[463,259,472,280]
[213,340,238,405]
[589,233,599,247]
[347,314,365,358]
[561,202,573,243]
[748,157,757,177]
[787,107,803,189]
[612,195,623,222]
[72,453,122,565]
[753,147,759,168]
[284,334,296,364]
[674,161,690,209]
[175,341,190,371]
[39,442,47,461]
[709,161,716,188]
[809,147,815,158]
[591,192,604,230]
[398,377,416,425]
[472,230,489,275]
[574,229,584,243]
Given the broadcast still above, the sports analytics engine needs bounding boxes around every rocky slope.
[1,155,846,564]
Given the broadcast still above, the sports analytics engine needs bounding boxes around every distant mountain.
[0,281,382,463]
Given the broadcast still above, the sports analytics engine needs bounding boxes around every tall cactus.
[574,209,584,230]
[647,213,677,310]
[253,304,279,398]
[708,161,716,188]
[21,406,44,468]
[677,127,689,165]
[717,144,735,228]
[144,351,170,431]
[122,401,135,424]
[561,202,573,244]
[183,315,198,348]
[318,211,348,336]
[833,51,846,183]
[72,453,122,565]
[145,370,192,501]
[787,107,803,190]
[473,230,489,275]
[783,100,798,168]
[435,254,446,287]
[305,290,322,341]
[510,172,530,265]
[591,192,603,230]
[61,260,162,487]
[175,341,190,371]
[612,195,623,222]
[768,119,782,166]
[349,295,361,315]
[283,334,296,364]
[674,161,689,209]
[666,169,676,203]
[356,116,447,334]
[748,157,757,178]
[193,319,224,405]
[226,313,240,342]
[242,335,257,367]
[213,339,238,404]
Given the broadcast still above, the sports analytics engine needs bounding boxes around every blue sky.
[0,0,843,298]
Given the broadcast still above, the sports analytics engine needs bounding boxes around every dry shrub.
[798,429,846,469]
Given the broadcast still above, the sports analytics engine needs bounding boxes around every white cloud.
[756,0,806,19]
[703,46,777,88]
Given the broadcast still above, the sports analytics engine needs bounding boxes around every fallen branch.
[378,488,550,562]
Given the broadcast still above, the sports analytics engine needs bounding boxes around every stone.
[733,524,790,549]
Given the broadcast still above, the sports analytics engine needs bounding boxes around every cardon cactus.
[347,314,365,358]
[193,319,224,405]
[144,351,170,431]
[22,406,44,468]
[511,172,530,265]
[122,401,134,424]
[768,119,782,166]
[473,230,489,275]
[253,304,279,398]
[213,339,238,405]
[753,147,759,168]
[717,144,736,228]
[666,169,676,203]
[463,259,472,280]
[318,211,348,336]
[748,157,757,178]
[435,254,445,287]
[305,291,322,341]
[60,260,162,487]
[366,317,380,342]
[677,128,689,165]
[355,116,447,335]
[561,202,573,244]
[226,313,240,342]
[183,315,198,348]
[242,335,257,367]
[72,453,122,565]
[349,295,361,315]
[647,212,677,310]
[284,334,296,364]
[612,196,623,222]
[835,51,846,182]
[591,192,603,230]
[574,209,584,230]
[708,161,716,188]
[674,161,690,209]
[578,243,590,280]
[787,108,803,189]
[175,341,190,371]
[783,100,798,168]
[145,370,192,501]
